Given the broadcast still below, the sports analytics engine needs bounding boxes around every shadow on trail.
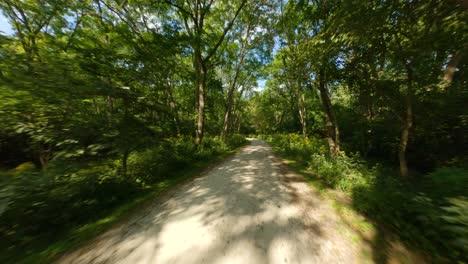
[59,140,332,264]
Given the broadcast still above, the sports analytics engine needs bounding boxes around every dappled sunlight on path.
[57,139,358,264]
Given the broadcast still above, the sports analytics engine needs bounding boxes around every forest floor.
[56,139,368,264]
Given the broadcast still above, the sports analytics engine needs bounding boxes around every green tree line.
[250,0,467,262]
[251,0,467,175]
[0,0,274,262]
[0,0,467,263]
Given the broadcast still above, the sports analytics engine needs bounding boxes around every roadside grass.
[40,143,247,264]
[277,155,380,263]
[1,138,249,264]
[269,144,431,264]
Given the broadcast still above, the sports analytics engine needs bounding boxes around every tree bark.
[106,95,114,126]
[172,0,246,146]
[276,112,285,132]
[222,102,233,138]
[298,90,307,138]
[122,148,129,177]
[92,98,100,114]
[222,83,235,139]
[399,63,414,177]
[441,50,463,90]
[221,22,250,140]
[166,79,181,135]
[317,70,340,156]
[38,144,51,169]
[195,60,207,146]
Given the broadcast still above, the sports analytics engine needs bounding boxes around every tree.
[219,0,275,139]
[164,0,247,145]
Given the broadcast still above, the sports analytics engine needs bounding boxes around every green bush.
[424,167,468,199]
[441,197,468,259]
[0,135,246,262]
[168,135,198,164]
[225,134,247,149]
[259,133,327,165]
[127,146,172,184]
[197,135,246,160]
[309,153,375,192]
[264,133,468,262]
[126,134,247,185]
[0,161,138,248]
[199,136,228,158]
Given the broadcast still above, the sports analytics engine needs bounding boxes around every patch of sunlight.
[73,216,114,234]
[214,239,265,264]
[156,216,217,263]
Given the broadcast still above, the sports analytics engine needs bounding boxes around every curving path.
[57,139,358,264]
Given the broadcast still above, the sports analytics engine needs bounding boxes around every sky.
[0,13,13,35]
[256,79,266,91]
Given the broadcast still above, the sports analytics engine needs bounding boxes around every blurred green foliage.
[0,0,466,263]
[261,133,468,262]
[0,135,246,263]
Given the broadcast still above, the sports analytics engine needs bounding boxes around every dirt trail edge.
[57,139,359,264]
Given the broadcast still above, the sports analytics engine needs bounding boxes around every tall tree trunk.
[399,63,414,177]
[276,112,285,132]
[441,50,463,91]
[221,30,249,140]
[298,91,307,138]
[38,143,51,169]
[106,95,113,126]
[222,89,235,139]
[317,70,340,156]
[121,97,130,177]
[195,60,207,146]
[166,79,180,135]
[222,110,230,137]
[92,98,100,114]
[177,0,246,146]
[122,148,129,177]
[231,108,241,134]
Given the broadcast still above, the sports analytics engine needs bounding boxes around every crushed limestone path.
[57,139,359,264]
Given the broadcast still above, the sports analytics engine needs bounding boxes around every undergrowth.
[0,134,247,263]
[259,133,467,263]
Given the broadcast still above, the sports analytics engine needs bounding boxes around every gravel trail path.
[57,139,358,264]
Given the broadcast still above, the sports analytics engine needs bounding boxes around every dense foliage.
[0,135,246,262]
[0,0,258,262]
[249,0,467,262]
[0,0,466,263]
[260,134,467,262]
[251,1,467,174]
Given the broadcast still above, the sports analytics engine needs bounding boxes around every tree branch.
[162,0,196,22]
[204,0,247,62]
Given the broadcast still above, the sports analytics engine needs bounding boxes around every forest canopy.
[0,0,467,263]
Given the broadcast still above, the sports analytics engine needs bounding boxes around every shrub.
[0,134,246,260]
[259,133,327,165]
[127,147,171,184]
[308,153,375,193]
[424,167,468,199]
[168,135,198,164]
[263,133,468,262]
[0,161,138,245]
[199,136,228,158]
[126,135,246,185]
[225,134,247,149]
[441,197,468,260]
